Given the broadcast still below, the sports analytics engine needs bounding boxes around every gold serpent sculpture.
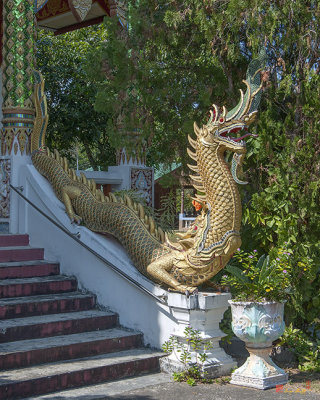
[31,52,266,293]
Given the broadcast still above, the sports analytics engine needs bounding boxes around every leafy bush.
[279,324,320,372]
[221,248,292,302]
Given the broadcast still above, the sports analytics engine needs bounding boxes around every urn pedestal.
[160,292,236,378]
[228,301,288,390]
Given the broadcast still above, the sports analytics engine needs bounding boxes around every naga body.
[31,53,266,293]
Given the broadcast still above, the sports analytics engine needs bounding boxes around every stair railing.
[11,184,167,304]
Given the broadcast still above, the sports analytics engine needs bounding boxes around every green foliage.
[86,1,236,168]
[219,307,233,344]
[214,376,231,385]
[162,326,213,385]
[242,73,320,256]
[282,247,319,329]
[156,191,177,231]
[279,324,320,372]
[86,1,320,172]
[221,247,293,302]
[36,27,116,170]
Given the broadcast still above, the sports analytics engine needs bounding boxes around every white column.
[160,292,236,378]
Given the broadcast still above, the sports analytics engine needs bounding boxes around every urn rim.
[228,300,286,305]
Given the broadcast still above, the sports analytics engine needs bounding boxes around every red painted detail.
[0,279,77,298]
[0,235,29,247]
[0,263,60,280]
[0,295,96,319]
[0,248,44,263]
[0,314,118,343]
[0,357,160,400]
[0,334,142,370]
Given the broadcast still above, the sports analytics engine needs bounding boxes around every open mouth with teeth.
[217,124,256,145]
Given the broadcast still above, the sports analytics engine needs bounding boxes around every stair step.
[0,328,143,369]
[0,235,29,247]
[0,292,96,319]
[0,247,44,262]
[0,348,162,400]
[0,237,160,399]
[0,275,77,298]
[0,310,118,343]
[26,372,171,399]
[0,260,59,279]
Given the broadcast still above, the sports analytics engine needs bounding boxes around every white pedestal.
[160,292,236,378]
[230,347,288,389]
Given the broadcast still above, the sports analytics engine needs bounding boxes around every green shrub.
[279,324,320,372]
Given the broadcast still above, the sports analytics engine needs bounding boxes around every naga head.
[188,51,267,194]
[194,50,267,154]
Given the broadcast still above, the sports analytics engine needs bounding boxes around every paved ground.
[28,373,320,400]
[107,380,319,400]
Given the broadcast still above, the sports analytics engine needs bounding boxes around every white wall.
[18,165,177,348]
[11,155,32,233]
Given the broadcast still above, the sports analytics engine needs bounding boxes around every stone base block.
[230,373,288,390]
[160,351,236,379]
[160,357,185,375]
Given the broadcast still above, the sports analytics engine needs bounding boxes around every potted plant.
[221,248,292,390]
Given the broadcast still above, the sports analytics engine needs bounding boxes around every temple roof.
[35,0,117,35]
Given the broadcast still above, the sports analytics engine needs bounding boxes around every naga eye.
[219,117,224,123]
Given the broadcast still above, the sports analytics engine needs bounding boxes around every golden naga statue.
[31,52,266,293]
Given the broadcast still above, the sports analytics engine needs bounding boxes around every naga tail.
[31,71,48,153]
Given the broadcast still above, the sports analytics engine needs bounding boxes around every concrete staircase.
[0,235,163,399]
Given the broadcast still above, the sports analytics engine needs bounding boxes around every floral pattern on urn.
[230,301,285,348]
[228,301,288,390]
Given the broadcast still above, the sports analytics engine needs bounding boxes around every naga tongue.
[233,132,255,142]
[221,126,258,142]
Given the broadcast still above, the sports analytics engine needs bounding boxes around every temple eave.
[36,0,115,33]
